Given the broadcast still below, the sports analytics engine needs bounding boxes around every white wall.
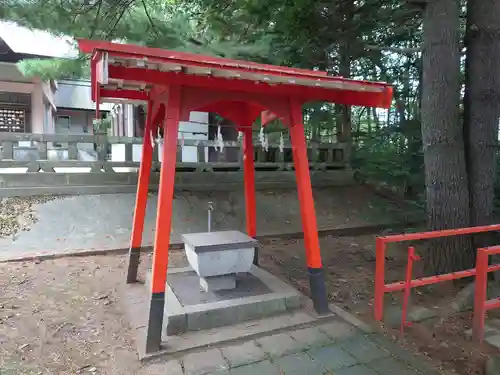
[179,111,209,162]
[111,111,210,163]
[54,80,113,111]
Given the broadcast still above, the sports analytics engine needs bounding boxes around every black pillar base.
[126,247,141,284]
[253,246,259,266]
[308,267,329,315]
[145,292,166,354]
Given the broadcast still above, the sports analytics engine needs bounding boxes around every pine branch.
[365,44,421,54]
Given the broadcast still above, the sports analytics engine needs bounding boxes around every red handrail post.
[400,246,420,336]
[374,237,386,321]
[473,248,489,343]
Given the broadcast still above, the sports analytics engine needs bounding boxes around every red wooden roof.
[78,39,393,108]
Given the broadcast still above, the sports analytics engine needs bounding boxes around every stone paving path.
[0,186,395,261]
[139,319,439,375]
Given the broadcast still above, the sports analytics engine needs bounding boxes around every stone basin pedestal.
[182,230,257,292]
[143,230,306,336]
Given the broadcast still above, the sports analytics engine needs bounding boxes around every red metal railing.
[473,245,500,343]
[400,246,420,334]
[374,224,500,323]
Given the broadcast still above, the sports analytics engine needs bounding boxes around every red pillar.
[95,85,101,121]
[289,98,329,314]
[374,237,386,321]
[242,127,258,264]
[126,99,155,283]
[473,248,489,343]
[145,86,182,353]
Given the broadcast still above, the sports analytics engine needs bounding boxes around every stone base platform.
[121,267,335,359]
[163,265,305,336]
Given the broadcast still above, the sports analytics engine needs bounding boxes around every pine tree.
[0,0,274,79]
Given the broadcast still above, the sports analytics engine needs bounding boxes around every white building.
[0,21,212,162]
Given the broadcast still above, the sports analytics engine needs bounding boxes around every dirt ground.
[0,252,186,375]
[259,235,497,375]
[1,235,495,375]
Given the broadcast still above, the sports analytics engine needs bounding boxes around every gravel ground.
[0,196,64,239]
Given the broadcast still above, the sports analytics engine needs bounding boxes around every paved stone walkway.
[139,320,439,375]
[0,186,395,260]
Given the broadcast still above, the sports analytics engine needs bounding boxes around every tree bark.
[421,0,473,274]
[463,0,500,248]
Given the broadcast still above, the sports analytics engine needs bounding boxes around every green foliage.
[17,56,89,80]
[352,128,424,201]
[92,116,112,134]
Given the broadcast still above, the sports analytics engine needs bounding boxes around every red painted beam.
[485,298,500,311]
[107,65,392,109]
[384,263,500,293]
[480,245,500,256]
[100,89,148,101]
[379,224,500,243]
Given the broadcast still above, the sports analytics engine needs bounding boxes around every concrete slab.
[485,333,500,349]
[307,345,359,371]
[274,352,325,375]
[335,364,377,375]
[288,326,332,349]
[163,266,305,335]
[256,332,305,358]
[168,270,272,306]
[182,348,229,375]
[338,334,391,363]
[229,360,280,375]
[317,319,358,341]
[122,279,440,375]
[119,278,337,359]
[220,341,266,368]
[486,356,500,375]
[367,357,420,375]
[464,324,498,339]
[137,360,184,375]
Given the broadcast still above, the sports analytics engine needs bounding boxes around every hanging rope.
[149,129,155,149]
[215,124,224,152]
[259,126,269,152]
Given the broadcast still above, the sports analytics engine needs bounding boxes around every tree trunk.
[421,0,473,274]
[463,0,500,249]
[335,44,352,165]
[335,0,353,157]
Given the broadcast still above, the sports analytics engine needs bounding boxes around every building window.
[0,107,26,132]
[55,115,71,133]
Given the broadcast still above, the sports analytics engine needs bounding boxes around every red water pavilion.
[78,39,393,353]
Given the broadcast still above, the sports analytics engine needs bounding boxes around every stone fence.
[0,133,354,197]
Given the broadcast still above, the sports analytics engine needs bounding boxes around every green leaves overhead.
[0,0,277,79]
[17,57,90,80]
